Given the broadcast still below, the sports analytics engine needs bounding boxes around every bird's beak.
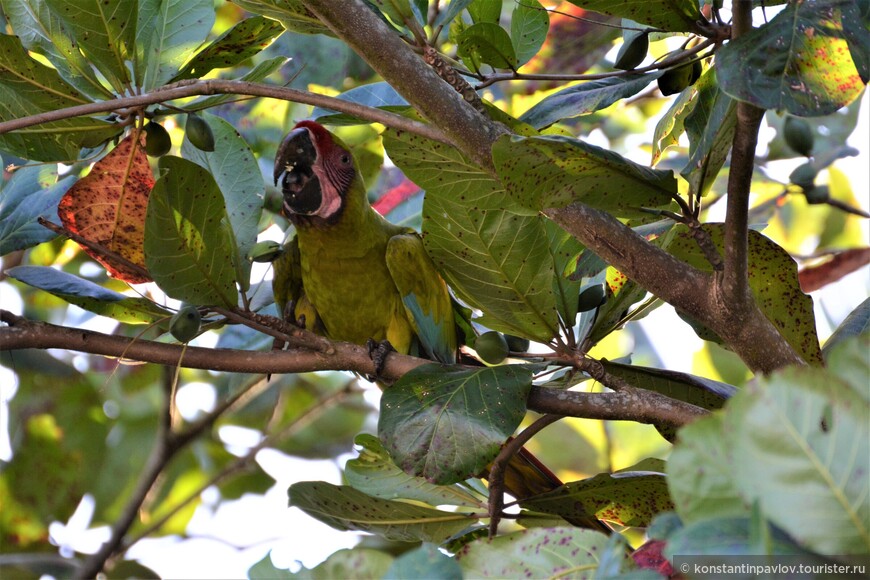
[274,126,322,216]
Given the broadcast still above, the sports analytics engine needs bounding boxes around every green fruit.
[783,116,814,157]
[803,184,829,204]
[264,189,284,214]
[577,284,607,312]
[143,122,172,157]
[504,334,530,353]
[170,305,201,342]
[614,33,649,71]
[657,62,695,96]
[789,162,817,190]
[186,114,215,152]
[689,59,703,85]
[474,331,509,365]
[248,240,284,263]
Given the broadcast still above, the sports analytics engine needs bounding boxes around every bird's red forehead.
[293,120,330,145]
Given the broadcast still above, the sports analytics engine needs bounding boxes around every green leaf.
[824,334,870,404]
[667,413,749,522]
[43,0,136,91]
[1,0,111,98]
[651,78,698,165]
[311,81,408,122]
[521,464,673,528]
[565,0,703,33]
[187,55,289,111]
[458,22,517,72]
[181,113,263,290]
[602,361,735,411]
[434,0,474,27]
[511,0,549,67]
[378,363,533,485]
[345,434,485,508]
[668,224,823,365]
[6,266,171,325]
[370,0,414,25]
[170,15,284,83]
[137,0,215,89]
[383,544,462,580]
[144,156,239,307]
[384,129,560,342]
[229,0,332,35]
[0,34,121,161]
[520,73,663,130]
[467,0,501,24]
[457,527,614,577]
[822,297,870,358]
[288,482,475,543]
[493,134,677,219]
[545,220,584,326]
[0,165,73,254]
[716,0,868,116]
[680,67,737,198]
[727,367,869,554]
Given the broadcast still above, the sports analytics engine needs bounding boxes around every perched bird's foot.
[366,339,395,381]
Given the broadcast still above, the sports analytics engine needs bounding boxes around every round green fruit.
[657,62,695,96]
[143,122,172,157]
[614,33,649,71]
[783,116,814,157]
[474,331,509,365]
[504,334,530,353]
[186,114,215,152]
[789,162,817,190]
[577,284,607,312]
[170,305,202,343]
[803,184,829,205]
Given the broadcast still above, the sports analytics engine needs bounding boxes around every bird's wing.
[272,235,322,334]
[386,232,457,364]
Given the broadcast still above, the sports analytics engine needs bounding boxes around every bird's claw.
[366,339,395,381]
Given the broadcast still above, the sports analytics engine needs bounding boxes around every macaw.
[271,121,607,532]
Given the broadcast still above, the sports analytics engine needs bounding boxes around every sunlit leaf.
[0,165,74,254]
[345,434,485,508]
[668,224,823,365]
[43,0,136,91]
[545,220,584,326]
[58,133,154,283]
[458,22,517,72]
[379,363,533,485]
[457,527,614,577]
[229,0,332,35]
[137,0,215,89]
[6,266,171,325]
[171,15,284,82]
[652,79,698,165]
[511,0,549,67]
[493,134,677,219]
[288,482,475,542]
[521,461,673,527]
[520,73,663,130]
[144,155,239,306]
[716,0,869,116]
[565,0,703,33]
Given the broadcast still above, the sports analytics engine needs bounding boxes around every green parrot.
[271,121,608,532]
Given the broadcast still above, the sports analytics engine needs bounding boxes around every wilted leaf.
[144,156,239,307]
[288,482,475,543]
[456,527,613,578]
[379,363,533,485]
[58,133,154,283]
[716,0,869,116]
[171,15,284,82]
[345,434,485,508]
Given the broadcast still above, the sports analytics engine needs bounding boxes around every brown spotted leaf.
[58,133,153,283]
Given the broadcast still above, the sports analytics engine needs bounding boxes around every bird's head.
[273,120,356,224]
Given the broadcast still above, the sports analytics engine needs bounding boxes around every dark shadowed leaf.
[379,363,533,485]
[144,156,239,306]
[716,0,869,116]
[288,482,475,542]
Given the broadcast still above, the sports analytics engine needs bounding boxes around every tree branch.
[0,80,451,145]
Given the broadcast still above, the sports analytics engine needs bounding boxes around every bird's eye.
[340,154,350,164]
